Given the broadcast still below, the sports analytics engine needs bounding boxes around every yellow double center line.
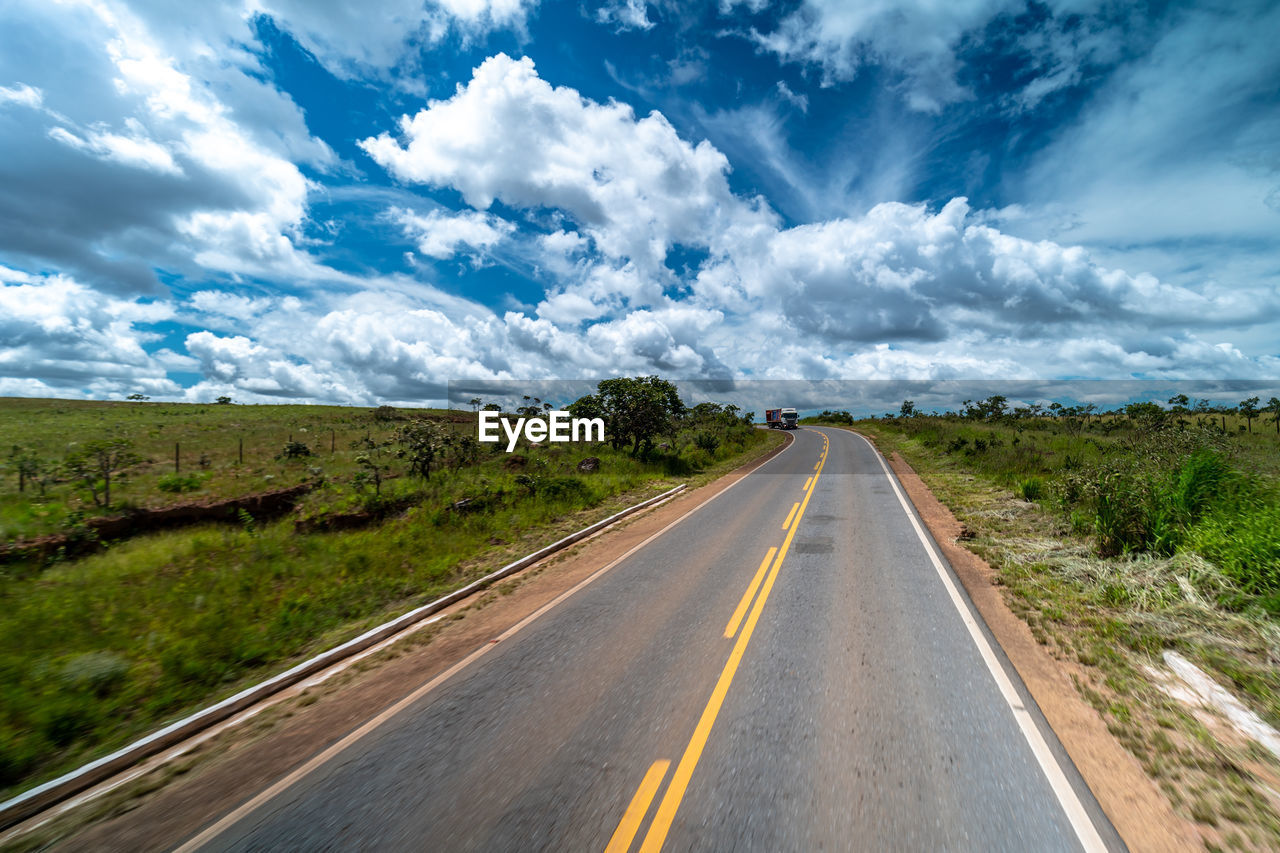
[607,432,829,853]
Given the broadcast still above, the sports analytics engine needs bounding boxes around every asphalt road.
[179,427,1123,852]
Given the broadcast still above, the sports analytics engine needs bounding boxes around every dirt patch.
[0,482,315,564]
[884,450,1199,852]
[19,435,792,852]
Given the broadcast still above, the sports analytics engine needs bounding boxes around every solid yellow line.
[724,547,776,638]
[781,501,799,531]
[802,476,812,491]
[605,760,670,853]
[640,453,825,853]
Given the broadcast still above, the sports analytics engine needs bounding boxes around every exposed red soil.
[1,482,316,564]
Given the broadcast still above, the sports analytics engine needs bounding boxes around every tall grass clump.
[1186,495,1280,604]
[1055,425,1232,557]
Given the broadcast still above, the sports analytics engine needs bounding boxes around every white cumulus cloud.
[392,206,516,260]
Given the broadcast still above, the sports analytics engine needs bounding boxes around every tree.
[469,397,482,412]
[395,419,451,481]
[126,393,150,402]
[215,395,232,405]
[1268,397,1280,435]
[9,445,48,494]
[899,400,916,418]
[1239,396,1260,433]
[1167,393,1190,412]
[582,376,686,458]
[350,435,392,495]
[1124,401,1164,425]
[64,439,139,508]
[961,396,1007,421]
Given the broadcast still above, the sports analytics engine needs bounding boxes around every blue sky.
[1,0,1277,404]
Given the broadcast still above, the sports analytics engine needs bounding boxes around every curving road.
[174,427,1123,852]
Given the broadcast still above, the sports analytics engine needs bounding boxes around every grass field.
[0,398,473,542]
[0,397,781,798]
[818,408,1280,848]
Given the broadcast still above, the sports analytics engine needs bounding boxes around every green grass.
[829,412,1280,603]
[0,397,454,541]
[0,397,781,798]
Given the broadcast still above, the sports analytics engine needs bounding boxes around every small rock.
[577,456,600,473]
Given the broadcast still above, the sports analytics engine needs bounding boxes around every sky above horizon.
[1,0,1278,405]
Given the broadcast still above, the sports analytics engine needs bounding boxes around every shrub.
[276,440,312,460]
[693,431,721,454]
[1171,449,1235,522]
[537,476,590,501]
[1083,467,1176,557]
[158,472,205,493]
[1019,477,1043,501]
[60,652,130,697]
[1186,499,1280,597]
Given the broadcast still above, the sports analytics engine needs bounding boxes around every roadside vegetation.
[0,380,777,798]
[807,396,1280,848]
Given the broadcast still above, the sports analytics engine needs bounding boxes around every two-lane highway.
[176,427,1121,852]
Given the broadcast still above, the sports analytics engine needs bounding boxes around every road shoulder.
[881,447,1199,852]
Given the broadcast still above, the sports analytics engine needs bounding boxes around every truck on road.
[765,407,799,429]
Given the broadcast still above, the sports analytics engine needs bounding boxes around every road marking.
[639,444,826,853]
[723,548,776,639]
[845,429,1108,853]
[802,476,812,491]
[605,760,669,853]
[172,433,802,853]
[813,460,820,470]
[781,501,799,530]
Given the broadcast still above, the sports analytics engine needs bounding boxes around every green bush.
[157,472,205,493]
[693,431,721,454]
[1186,499,1280,597]
[1171,449,1236,522]
[1019,477,1043,501]
[537,476,590,501]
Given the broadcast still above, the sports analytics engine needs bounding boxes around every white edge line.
[172,431,797,851]
[0,479,703,830]
[840,429,1109,853]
